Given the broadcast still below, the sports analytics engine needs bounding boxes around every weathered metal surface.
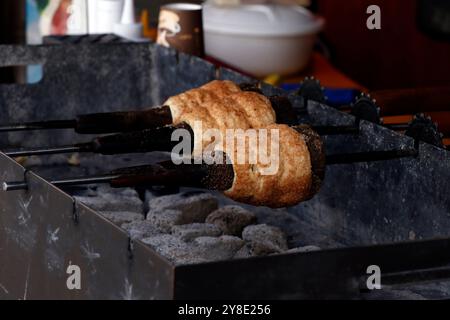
[0,44,154,149]
[174,238,450,299]
[0,153,174,299]
[1,42,450,299]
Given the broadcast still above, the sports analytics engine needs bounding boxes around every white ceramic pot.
[203,4,324,77]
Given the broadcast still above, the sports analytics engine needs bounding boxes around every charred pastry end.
[292,124,326,200]
[268,96,299,126]
[239,82,263,94]
[200,152,235,191]
[239,82,298,125]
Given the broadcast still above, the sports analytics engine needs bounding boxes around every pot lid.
[203,4,324,36]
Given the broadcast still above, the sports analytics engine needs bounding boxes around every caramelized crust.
[165,80,276,156]
[224,124,313,208]
[164,81,320,208]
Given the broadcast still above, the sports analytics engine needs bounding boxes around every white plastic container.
[88,0,98,33]
[96,0,124,34]
[67,0,89,34]
[113,0,144,41]
[203,4,324,77]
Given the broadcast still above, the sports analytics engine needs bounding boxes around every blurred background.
[1,0,450,90]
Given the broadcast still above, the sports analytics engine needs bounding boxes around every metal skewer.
[5,145,90,157]
[0,84,286,135]
[2,148,419,192]
[0,86,357,136]
[0,107,173,134]
[3,160,234,192]
[2,123,358,158]
[0,120,78,132]
[4,123,191,158]
[3,175,120,191]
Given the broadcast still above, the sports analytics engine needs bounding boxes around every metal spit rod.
[3,175,121,191]
[2,148,419,192]
[0,120,78,132]
[5,145,87,158]
[2,124,360,158]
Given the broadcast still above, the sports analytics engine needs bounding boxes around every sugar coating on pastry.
[223,124,313,208]
[164,80,276,156]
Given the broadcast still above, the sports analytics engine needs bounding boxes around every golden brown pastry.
[223,124,315,208]
[164,80,276,156]
[164,81,323,207]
